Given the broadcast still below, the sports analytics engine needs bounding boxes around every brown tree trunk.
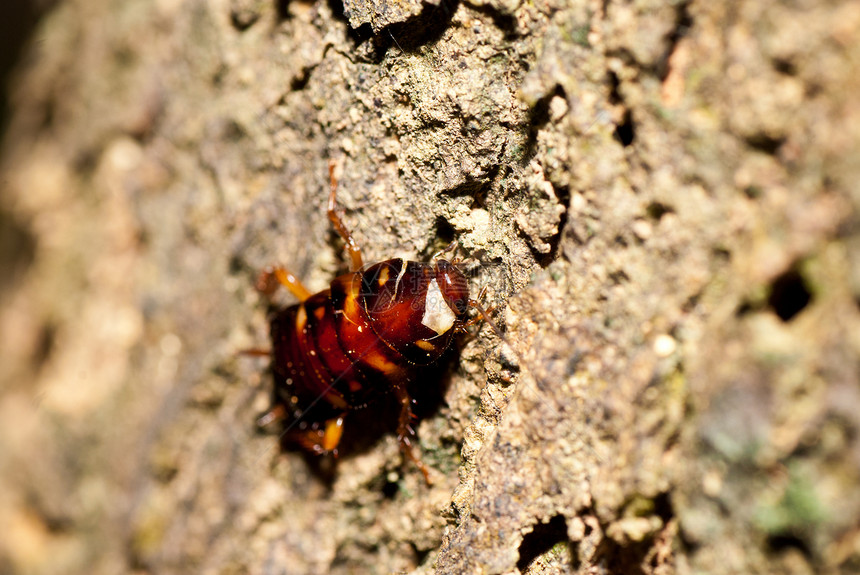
[1,0,859,573]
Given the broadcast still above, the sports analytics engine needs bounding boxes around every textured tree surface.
[1,0,859,573]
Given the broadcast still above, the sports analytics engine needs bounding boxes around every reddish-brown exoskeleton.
[255,165,478,482]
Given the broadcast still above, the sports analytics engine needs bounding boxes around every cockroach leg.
[394,384,432,484]
[257,265,313,302]
[327,162,364,272]
[239,347,271,357]
[475,285,489,301]
[256,403,287,428]
[458,288,496,331]
[432,240,459,262]
[467,299,503,339]
[460,311,493,330]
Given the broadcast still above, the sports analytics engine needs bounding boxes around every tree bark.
[1,0,859,573]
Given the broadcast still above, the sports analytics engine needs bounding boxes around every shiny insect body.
[256,167,475,480]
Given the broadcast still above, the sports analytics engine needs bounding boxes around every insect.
[255,164,487,482]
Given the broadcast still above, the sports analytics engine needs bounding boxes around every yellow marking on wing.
[362,350,402,375]
[377,266,390,286]
[296,305,308,331]
[325,392,348,409]
[322,417,345,452]
[342,290,361,316]
[415,340,435,351]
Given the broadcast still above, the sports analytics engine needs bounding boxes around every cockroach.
[254,164,491,482]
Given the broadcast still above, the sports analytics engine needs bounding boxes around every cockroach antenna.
[387,29,405,54]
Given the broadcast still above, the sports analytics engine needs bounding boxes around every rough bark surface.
[1,0,859,574]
